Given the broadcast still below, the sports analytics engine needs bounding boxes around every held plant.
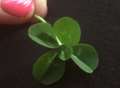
[28,15,99,85]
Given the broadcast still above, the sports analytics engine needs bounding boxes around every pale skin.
[0,0,47,24]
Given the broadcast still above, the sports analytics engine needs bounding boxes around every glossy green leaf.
[32,51,57,80]
[71,44,99,73]
[53,17,81,46]
[59,46,73,61]
[28,23,59,48]
[40,59,65,85]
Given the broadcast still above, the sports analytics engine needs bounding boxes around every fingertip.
[0,0,35,24]
[0,6,34,24]
[34,0,48,17]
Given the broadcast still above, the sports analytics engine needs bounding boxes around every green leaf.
[59,46,73,61]
[71,43,99,74]
[40,59,65,85]
[28,23,59,48]
[32,51,57,80]
[53,17,81,46]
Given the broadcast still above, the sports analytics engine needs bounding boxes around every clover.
[28,15,99,85]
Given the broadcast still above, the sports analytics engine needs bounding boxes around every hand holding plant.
[28,15,99,85]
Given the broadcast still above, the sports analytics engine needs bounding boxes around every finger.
[34,0,47,17]
[0,0,47,24]
[0,0,35,24]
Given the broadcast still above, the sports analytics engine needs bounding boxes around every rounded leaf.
[53,17,81,46]
[40,59,65,85]
[32,51,57,80]
[71,44,99,73]
[28,23,59,48]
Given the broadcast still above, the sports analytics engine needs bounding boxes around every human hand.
[0,0,47,24]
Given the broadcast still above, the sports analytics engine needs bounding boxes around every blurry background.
[0,0,120,88]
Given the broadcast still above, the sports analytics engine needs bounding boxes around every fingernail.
[1,0,34,17]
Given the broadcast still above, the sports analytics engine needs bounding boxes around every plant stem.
[34,15,47,23]
[56,36,62,46]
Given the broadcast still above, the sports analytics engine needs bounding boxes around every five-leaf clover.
[28,15,99,85]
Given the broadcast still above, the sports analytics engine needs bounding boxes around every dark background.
[0,0,120,88]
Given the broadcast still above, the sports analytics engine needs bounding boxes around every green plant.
[28,15,99,85]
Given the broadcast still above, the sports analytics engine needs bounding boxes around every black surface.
[0,0,120,88]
